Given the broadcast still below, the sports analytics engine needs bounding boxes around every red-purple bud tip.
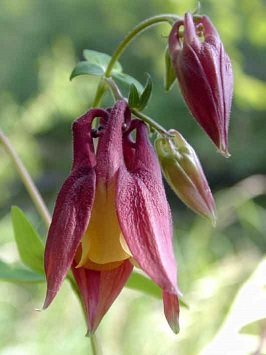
[168,13,233,157]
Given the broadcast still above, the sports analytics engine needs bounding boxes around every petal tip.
[219,147,231,158]
[85,329,94,338]
[218,143,231,158]
[170,319,180,335]
[85,324,98,337]
[42,289,57,310]
[203,206,217,227]
[163,291,180,335]
[209,211,217,227]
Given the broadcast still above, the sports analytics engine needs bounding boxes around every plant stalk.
[104,77,170,136]
[0,129,51,229]
[92,14,180,107]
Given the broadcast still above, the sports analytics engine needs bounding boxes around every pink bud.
[155,130,216,223]
[168,13,233,157]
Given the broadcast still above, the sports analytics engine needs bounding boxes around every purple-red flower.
[43,100,180,334]
[168,13,233,156]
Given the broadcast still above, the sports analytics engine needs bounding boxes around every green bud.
[155,130,216,223]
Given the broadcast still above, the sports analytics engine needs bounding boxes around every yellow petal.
[77,179,131,267]
[82,259,124,271]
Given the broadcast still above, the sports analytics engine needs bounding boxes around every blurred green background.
[0,0,266,354]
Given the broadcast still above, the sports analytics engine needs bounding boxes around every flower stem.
[92,14,180,107]
[105,14,179,77]
[0,129,51,229]
[103,77,171,136]
[90,332,103,355]
[131,108,170,136]
[104,77,124,101]
[92,79,107,108]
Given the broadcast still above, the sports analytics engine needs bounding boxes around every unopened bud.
[155,130,216,223]
[168,13,233,157]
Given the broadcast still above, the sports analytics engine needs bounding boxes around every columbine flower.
[155,129,216,223]
[168,12,233,157]
[43,100,180,334]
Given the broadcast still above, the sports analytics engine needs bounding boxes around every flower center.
[76,179,131,271]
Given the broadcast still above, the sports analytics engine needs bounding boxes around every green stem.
[104,77,170,136]
[103,77,124,101]
[0,129,102,355]
[90,332,103,355]
[131,108,170,136]
[105,14,179,77]
[92,14,180,107]
[92,80,107,108]
[0,129,51,229]
[68,275,102,355]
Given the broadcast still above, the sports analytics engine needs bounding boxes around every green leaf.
[126,272,189,308]
[121,73,152,111]
[83,49,122,73]
[240,318,266,335]
[112,72,144,92]
[138,74,152,111]
[70,61,104,80]
[0,260,45,283]
[128,84,140,108]
[126,272,161,298]
[164,47,176,91]
[11,206,44,274]
[70,49,124,80]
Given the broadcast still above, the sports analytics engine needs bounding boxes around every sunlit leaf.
[126,272,161,298]
[126,272,188,308]
[236,200,263,234]
[11,206,44,274]
[0,260,45,283]
[83,49,122,73]
[70,61,104,80]
[201,257,266,354]
[112,72,144,92]
[240,318,266,335]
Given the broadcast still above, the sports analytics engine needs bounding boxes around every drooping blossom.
[168,13,233,157]
[155,129,216,223]
[43,100,180,334]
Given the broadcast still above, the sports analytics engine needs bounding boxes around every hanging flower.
[43,100,180,334]
[168,12,233,156]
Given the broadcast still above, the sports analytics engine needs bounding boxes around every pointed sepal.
[43,109,109,308]
[163,291,180,334]
[116,120,179,295]
[72,261,133,334]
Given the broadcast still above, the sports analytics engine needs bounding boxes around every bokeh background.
[0,0,266,354]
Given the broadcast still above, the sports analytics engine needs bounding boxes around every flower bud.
[168,13,233,157]
[155,130,216,223]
